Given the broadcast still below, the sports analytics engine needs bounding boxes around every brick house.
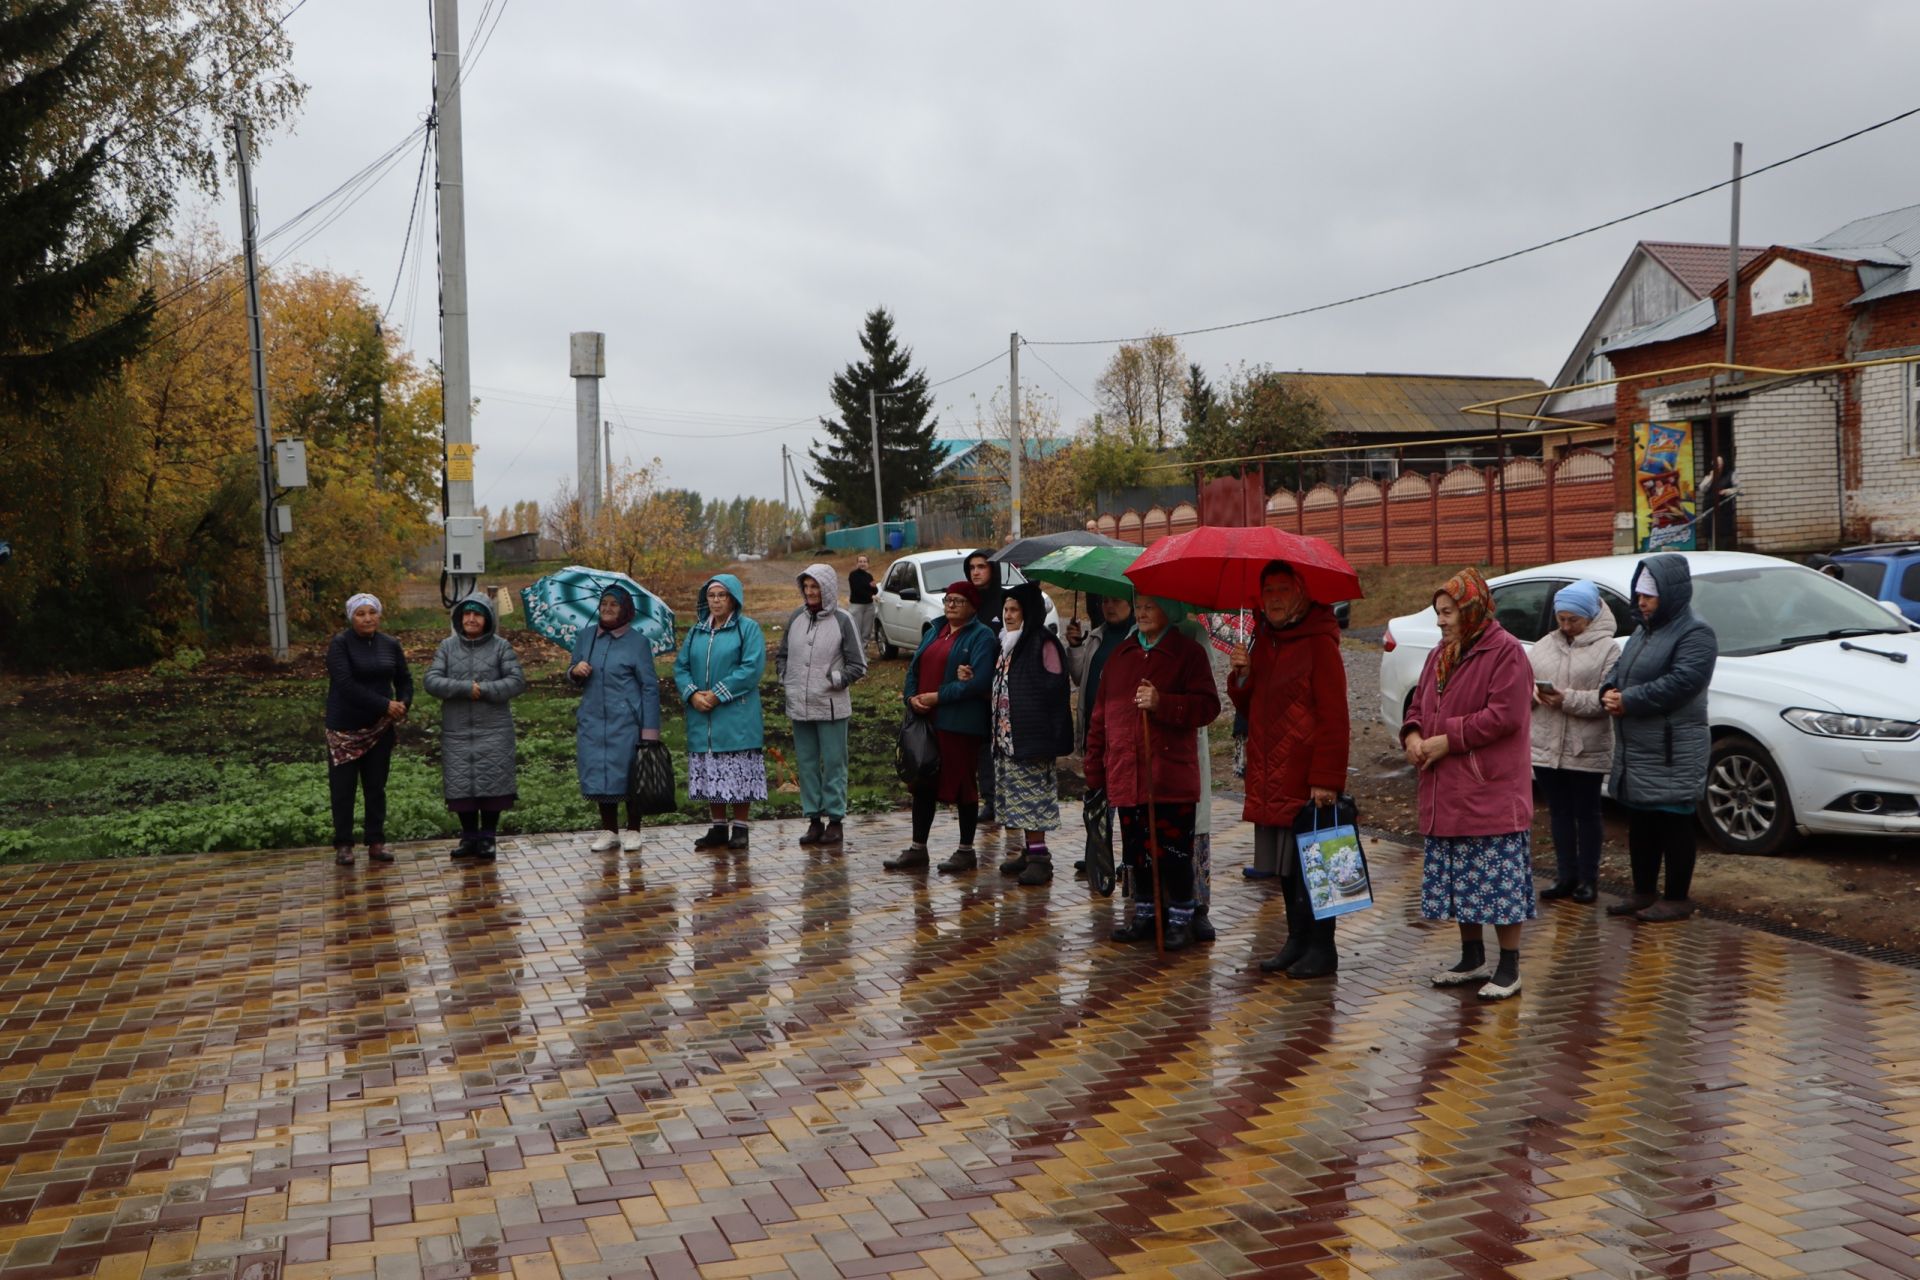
[1600,202,1920,551]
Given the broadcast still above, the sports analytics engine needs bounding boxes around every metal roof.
[1640,241,1766,299]
[1278,371,1548,436]
[1598,296,1718,353]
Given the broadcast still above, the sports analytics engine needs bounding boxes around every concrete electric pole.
[1009,332,1022,540]
[570,332,605,522]
[434,0,483,594]
[232,117,290,662]
[868,388,886,551]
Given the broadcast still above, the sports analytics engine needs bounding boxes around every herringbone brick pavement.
[1,809,1917,1280]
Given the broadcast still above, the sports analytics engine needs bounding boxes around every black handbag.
[895,708,942,787]
[1082,787,1115,897]
[629,740,677,815]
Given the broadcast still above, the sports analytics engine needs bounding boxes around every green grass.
[0,636,914,862]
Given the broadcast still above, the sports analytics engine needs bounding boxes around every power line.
[926,347,1008,388]
[381,130,434,323]
[472,383,812,426]
[1018,341,1098,409]
[1025,102,1920,347]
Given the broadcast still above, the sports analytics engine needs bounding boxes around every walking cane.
[1139,706,1165,954]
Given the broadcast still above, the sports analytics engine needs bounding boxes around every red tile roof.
[1640,241,1766,299]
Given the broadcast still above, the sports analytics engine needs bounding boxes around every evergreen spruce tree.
[1181,362,1218,438]
[807,308,941,528]
[0,0,160,409]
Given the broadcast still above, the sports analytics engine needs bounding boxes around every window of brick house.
[1909,362,1920,456]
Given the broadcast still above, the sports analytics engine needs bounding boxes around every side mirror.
[897,587,920,602]
[1334,600,1351,630]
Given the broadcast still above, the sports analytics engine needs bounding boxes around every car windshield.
[1834,560,1887,594]
[1692,566,1908,655]
[918,557,967,590]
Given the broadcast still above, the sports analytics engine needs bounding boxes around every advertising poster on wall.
[1633,420,1697,551]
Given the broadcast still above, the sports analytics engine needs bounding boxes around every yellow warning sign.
[447,442,477,460]
[447,458,474,481]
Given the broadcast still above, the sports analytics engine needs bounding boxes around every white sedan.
[872,549,1060,658]
[1378,551,1920,854]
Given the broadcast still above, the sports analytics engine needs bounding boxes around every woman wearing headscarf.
[1231,561,1350,980]
[964,549,1006,824]
[1084,596,1222,951]
[1600,555,1717,922]
[989,582,1075,884]
[1529,580,1619,904]
[774,563,867,847]
[325,593,413,866]
[425,593,529,860]
[886,580,996,873]
[570,584,662,852]
[674,574,768,852]
[1400,567,1534,1000]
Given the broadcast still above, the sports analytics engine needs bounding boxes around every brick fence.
[1096,449,1620,567]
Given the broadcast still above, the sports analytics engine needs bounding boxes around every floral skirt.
[994,756,1059,832]
[1422,831,1538,926]
[687,750,768,803]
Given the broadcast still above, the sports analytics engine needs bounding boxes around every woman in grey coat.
[425,593,529,860]
[1600,554,1717,922]
[774,563,867,847]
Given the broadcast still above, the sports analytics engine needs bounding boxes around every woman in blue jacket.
[884,580,997,873]
[673,573,768,852]
[570,585,663,853]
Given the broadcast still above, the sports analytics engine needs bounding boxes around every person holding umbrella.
[1083,596,1221,951]
[886,580,996,872]
[1231,561,1350,980]
[570,585,662,852]
[674,574,768,852]
[1400,567,1535,1001]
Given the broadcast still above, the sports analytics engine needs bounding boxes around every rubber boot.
[1259,867,1316,973]
[1286,919,1338,980]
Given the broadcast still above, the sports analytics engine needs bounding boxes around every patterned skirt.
[994,756,1059,832]
[1421,831,1538,926]
[687,750,768,803]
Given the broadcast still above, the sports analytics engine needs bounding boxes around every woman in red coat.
[1084,597,1223,951]
[1228,561,1350,979]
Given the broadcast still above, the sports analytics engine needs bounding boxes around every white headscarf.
[1633,569,1660,598]
[999,622,1022,656]
[345,592,383,620]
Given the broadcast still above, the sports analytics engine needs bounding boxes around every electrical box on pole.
[273,440,308,488]
[444,517,486,574]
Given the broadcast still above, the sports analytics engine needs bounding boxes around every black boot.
[798,818,826,846]
[884,844,930,872]
[1260,867,1316,972]
[822,819,845,845]
[1190,905,1215,944]
[1163,903,1196,952]
[1286,920,1338,980]
[1016,850,1052,886]
[727,823,751,850]
[1571,882,1597,904]
[693,824,730,850]
[1539,879,1576,901]
[450,833,480,860]
[999,850,1028,877]
[477,833,498,861]
[937,846,977,874]
[1110,901,1157,944]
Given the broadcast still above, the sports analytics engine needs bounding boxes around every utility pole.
[570,332,605,522]
[434,0,482,594]
[780,443,790,511]
[867,388,886,551]
[233,117,290,663]
[1009,332,1022,540]
[604,418,613,496]
[1725,141,1743,371]
[372,319,385,491]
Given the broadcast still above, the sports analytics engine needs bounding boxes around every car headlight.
[1781,708,1920,740]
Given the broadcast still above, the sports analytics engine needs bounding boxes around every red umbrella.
[1125,526,1361,610]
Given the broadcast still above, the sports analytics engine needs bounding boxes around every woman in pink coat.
[1399,567,1535,1001]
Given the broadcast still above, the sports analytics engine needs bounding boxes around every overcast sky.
[206,0,1920,514]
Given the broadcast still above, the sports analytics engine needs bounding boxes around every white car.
[873,549,1061,658]
[1378,551,1920,854]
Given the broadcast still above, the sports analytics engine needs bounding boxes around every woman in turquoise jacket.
[673,573,768,852]
[569,585,662,853]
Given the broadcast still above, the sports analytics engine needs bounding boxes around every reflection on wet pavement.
[1,807,1917,1279]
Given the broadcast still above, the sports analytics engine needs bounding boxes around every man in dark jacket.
[1600,554,1717,922]
[846,554,878,655]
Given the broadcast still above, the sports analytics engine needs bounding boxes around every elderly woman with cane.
[325,592,413,867]
[1084,596,1221,951]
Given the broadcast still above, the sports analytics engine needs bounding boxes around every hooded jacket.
[1601,554,1718,809]
[967,549,1006,635]
[568,585,663,799]
[1227,603,1349,827]
[1529,602,1620,773]
[423,593,529,800]
[673,573,768,754]
[774,562,868,721]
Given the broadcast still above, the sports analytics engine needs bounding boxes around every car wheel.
[1702,734,1798,856]
[879,620,897,660]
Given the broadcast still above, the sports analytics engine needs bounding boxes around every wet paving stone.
[1,810,1918,1279]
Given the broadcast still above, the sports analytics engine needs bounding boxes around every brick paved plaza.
[2,810,1918,1280]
